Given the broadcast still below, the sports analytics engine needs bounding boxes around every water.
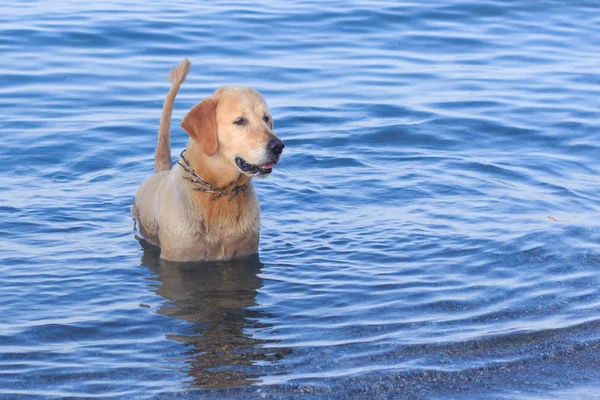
[1,1,599,398]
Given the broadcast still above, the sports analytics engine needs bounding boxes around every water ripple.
[1,0,600,398]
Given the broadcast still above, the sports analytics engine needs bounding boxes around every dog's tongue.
[262,162,275,169]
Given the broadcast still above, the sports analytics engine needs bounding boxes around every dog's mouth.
[235,157,278,176]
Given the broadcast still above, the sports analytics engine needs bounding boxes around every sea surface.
[1,1,599,398]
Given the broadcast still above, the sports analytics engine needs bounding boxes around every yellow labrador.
[132,59,284,262]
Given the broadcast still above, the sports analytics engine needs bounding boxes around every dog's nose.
[268,138,285,155]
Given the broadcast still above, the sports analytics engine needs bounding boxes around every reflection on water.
[140,245,290,388]
[2,0,600,397]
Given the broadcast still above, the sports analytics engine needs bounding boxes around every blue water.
[1,1,599,398]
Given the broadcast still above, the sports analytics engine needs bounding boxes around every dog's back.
[133,59,190,246]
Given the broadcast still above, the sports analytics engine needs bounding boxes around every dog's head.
[181,86,284,177]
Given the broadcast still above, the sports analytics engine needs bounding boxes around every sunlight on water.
[1,0,599,398]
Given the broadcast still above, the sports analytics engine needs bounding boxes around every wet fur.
[132,59,279,262]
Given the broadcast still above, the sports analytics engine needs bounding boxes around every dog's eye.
[234,117,247,126]
[263,115,270,123]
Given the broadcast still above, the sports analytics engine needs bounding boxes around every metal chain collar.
[177,150,247,200]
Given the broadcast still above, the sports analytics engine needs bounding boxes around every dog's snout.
[268,138,285,155]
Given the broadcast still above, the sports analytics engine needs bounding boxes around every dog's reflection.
[140,246,288,388]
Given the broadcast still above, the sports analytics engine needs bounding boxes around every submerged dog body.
[132,59,284,262]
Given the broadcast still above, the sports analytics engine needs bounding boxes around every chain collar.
[177,150,247,200]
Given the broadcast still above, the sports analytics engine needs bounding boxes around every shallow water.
[1,1,599,398]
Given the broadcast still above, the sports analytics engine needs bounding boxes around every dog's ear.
[181,98,218,156]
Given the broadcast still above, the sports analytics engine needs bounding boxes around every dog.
[132,58,284,262]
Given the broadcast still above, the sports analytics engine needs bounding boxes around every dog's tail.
[154,58,191,173]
